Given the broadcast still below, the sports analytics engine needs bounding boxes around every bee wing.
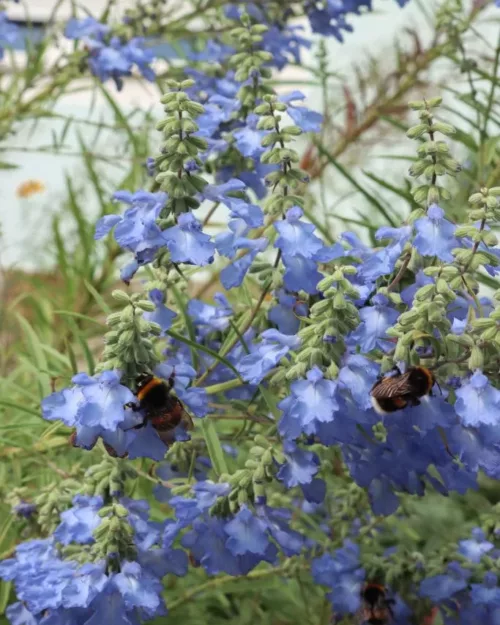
[370,372,413,399]
[180,406,195,431]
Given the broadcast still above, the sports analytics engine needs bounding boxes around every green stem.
[167,562,310,611]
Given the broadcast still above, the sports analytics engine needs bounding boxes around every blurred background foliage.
[0,0,499,623]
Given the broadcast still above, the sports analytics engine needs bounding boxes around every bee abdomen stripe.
[137,377,162,401]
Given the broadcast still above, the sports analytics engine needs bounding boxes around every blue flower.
[268,290,308,335]
[0,12,19,59]
[470,573,500,605]
[414,204,458,262]
[312,541,365,615]
[78,370,135,431]
[84,36,155,91]
[419,562,470,602]
[348,294,399,352]
[183,517,241,576]
[220,251,258,290]
[233,115,267,158]
[0,496,178,622]
[225,505,271,556]
[401,270,433,307]
[187,293,233,336]
[176,387,209,418]
[143,289,176,335]
[282,254,323,294]
[122,38,156,82]
[5,602,37,625]
[459,529,494,563]
[216,218,268,258]
[113,561,164,614]
[279,367,341,438]
[262,25,311,70]
[274,206,324,258]
[61,562,107,609]
[455,371,500,426]
[257,507,305,556]
[280,91,323,133]
[276,442,320,488]
[53,495,103,546]
[64,17,109,41]
[356,226,412,284]
[236,330,300,384]
[95,190,168,276]
[162,213,215,266]
[338,354,380,410]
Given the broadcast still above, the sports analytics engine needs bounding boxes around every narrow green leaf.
[76,132,107,214]
[0,581,12,614]
[258,385,280,420]
[314,143,397,226]
[219,310,253,357]
[363,170,415,204]
[0,400,40,418]
[16,315,51,398]
[0,161,18,169]
[53,310,107,327]
[83,279,112,314]
[201,418,228,477]
[64,337,79,376]
[170,285,199,370]
[167,330,242,379]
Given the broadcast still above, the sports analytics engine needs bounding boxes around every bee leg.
[124,401,141,412]
[411,397,421,407]
[167,370,176,390]
[122,419,146,432]
[386,599,395,620]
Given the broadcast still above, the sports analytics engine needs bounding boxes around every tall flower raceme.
[0,459,188,624]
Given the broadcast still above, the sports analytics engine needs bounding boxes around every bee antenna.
[435,379,443,395]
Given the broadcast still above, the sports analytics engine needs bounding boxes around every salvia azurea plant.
[2,1,500,624]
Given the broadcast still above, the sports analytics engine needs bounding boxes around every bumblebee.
[127,372,194,445]
[68,373,193,457]
[370,366,435,415]
[359,584,394,625]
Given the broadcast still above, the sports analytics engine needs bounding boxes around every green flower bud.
[468,346,484,371]
[112,290,131,304]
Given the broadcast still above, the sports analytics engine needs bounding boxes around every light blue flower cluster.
[0,495,187,625]
[65,17,155,90]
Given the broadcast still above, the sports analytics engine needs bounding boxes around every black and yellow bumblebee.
[359,583,395,624]
[370,365,435,415]
[69,372,193,457]
[127,372,194,446]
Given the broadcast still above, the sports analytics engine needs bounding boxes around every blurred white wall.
[0,0,493,270]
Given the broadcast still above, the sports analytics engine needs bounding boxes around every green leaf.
[314,142,398,226]
[0,400,40,418]
[16,315,51,399]
[171,285,199,370]
[0,161,18,169]
[201,418,228,476]
[258,385,280,420]
[76,132,108,215]
[166,330,243,380]
[0,581,12,615]
[362,170,415,204]
[53,310,106,327]
[83,279,112,315]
